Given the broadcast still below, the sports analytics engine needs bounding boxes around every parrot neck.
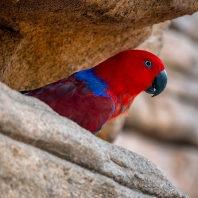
[74,68,135,117]
[106,91,135,117]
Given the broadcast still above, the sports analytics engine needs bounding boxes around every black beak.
[145,70,167,97]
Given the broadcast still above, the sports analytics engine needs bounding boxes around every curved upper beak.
[145,70,167,97]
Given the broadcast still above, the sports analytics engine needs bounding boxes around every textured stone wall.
[1,0,198,90]
[0,82,189,198]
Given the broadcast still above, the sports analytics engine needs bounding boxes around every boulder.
[115,130,198,198]
[1,0,198,90]
[0,82,189,198]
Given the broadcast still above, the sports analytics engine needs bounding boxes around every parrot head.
[94,50,167,100]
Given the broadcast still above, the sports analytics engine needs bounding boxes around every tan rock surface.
[0,82,189,198]
[0,134,153,198]
[1,0,198,90]
[115,131,198,198]
[0,1,151,91]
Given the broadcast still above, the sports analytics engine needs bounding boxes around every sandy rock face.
[1,0,198,91]
[0,134,153,198]
[115,131,198,198]
[0,1,151,91]
[0,82,189,198]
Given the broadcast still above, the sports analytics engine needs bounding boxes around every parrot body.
[21,50,167,134]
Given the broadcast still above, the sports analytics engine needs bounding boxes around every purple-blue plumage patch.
[74,68,108,97]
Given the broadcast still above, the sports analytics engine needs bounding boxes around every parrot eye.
[144,60,152,68]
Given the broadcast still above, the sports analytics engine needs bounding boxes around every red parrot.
[20,50,167,134]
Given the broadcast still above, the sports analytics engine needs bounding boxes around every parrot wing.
[20,76,115,133]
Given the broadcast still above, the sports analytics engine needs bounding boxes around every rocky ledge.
[0,82,189,198]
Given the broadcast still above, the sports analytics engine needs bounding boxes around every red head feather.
[94,50,166,117]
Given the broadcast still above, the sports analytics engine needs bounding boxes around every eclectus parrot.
[20,50,167,134]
